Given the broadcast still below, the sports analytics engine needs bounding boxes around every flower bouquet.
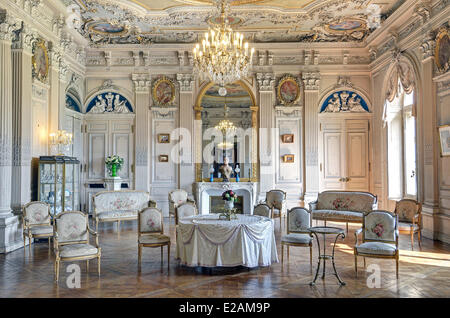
[105,155,124,177]
[219,190,238,220]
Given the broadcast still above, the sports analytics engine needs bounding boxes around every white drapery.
[176,214,279,268]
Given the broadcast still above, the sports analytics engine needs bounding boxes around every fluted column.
[420,33,440,239]
[132,73,151,191]
[256,73,275,198]
[302,72,321,203]
[0,11,23,253]
[11,24,35,214]
[177,74,195,194]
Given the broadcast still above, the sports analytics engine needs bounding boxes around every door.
[319,117,370,192]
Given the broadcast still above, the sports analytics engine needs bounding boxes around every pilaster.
[302,72,321,203]
[132,73,151,191]
[256,73,275,198]
[177,73,195,194]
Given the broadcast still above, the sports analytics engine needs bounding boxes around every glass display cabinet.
[38,156,80,216]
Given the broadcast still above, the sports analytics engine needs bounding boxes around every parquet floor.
[1,218,449,298]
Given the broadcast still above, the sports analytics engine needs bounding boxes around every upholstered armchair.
[168,189,194,222]
[22,201,54,254]
[394,199,422,250]
[281,207,313,268]
[53,211,101,282]
[354,210,399,278]
[265,190,287,227]
[175,202,198,225]
[138,207,171,271]
[253,203,272,218]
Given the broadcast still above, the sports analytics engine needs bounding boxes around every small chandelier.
[193,0,254,96]
[215,99,236,149]
[49,130,73,156]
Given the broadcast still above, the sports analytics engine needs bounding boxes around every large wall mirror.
[196,81,258,182]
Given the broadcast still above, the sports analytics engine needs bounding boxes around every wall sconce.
[49,130,73,156]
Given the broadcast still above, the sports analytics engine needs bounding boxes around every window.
[385,81,417,199]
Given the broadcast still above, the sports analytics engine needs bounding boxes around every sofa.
[309,191,378,231]
[92,190,156,231]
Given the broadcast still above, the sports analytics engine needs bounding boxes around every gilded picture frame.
[152,77,175,106]
[277,75,300,106]
[32,39,49,83]
[438,125,450,157]
[157,133,170,143]
[282,154,295,163]
[159,155,169,162]
[281,134,294,143]
[435,27,450,73]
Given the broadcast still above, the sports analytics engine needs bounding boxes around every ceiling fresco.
[63,0,405,46]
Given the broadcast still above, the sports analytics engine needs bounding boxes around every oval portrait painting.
[32,40,49,82]
[153,78,175,106]
[277,76,300,105]
[435,28,450,73]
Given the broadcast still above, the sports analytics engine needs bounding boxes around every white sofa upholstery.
[92,190,156,230]
[309,191,378,229]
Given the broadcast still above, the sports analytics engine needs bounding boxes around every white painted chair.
[22,201,53,254]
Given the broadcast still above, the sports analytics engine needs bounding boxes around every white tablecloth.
[176,214,278,268]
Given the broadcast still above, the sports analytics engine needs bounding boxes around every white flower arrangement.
[105,155,124,176]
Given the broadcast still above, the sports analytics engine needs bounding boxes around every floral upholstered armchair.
[281,207,313,268]
[168,189,194,222]
[394,199,422,250]
[354,210,399,278]
[22,201,54,254]
[253,203,272,218]
[265,190,287,227]
[138,207,171,271]
[175,202,198,225]
[53,211,101,282]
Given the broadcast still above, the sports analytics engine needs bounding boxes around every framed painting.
[158,133,170,143]
[277,75,300,106]
[439,125,450,157]
[282,154,295,163]
[159,155,169,162]
[435,27,450,73]
[153,77,175,106]
[281,134,294,143]
[32,39,49,83]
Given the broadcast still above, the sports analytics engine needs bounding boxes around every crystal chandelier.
[215,99,236,149]
[193,0,254,96]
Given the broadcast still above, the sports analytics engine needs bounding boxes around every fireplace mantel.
[193,182,259,215]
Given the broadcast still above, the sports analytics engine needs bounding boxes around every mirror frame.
[194,80,259,182]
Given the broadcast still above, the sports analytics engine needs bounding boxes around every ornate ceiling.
[63,0,404,46]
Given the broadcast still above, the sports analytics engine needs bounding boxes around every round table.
[308,226,346,286]
[176,214,278,268]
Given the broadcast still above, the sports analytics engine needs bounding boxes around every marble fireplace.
[193,182,258,215]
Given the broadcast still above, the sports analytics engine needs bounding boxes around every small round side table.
[308,226,346,286]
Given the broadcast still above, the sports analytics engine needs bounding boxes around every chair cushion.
[97,210,137,220]
[398,222,419,231]
[139,234,170,245]
[59,244,98,258]
[24,225,53,236]
[281,233,312,244]
[356,242,397,256]
[312,210,363,222]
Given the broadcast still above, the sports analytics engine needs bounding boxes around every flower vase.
[111,164,117,177]
[224,200,234,211]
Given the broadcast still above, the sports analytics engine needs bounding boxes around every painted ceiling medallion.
[435,26,450,73]
[277,75,301,106]
[32,39,49,83]
[326,19,365,32]
[88,21,128,35]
